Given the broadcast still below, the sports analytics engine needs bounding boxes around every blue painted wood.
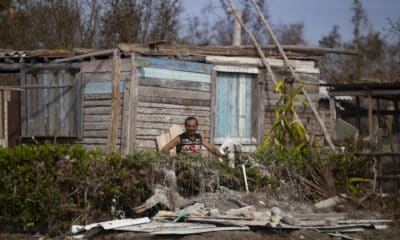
[148,57,212,74]
[244,74,252,138]
[84,80,125,95]
[215,72,254,139]
[215,72,238,138]
[139,67,210,83]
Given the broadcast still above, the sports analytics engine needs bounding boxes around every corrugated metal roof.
[324,81,400,91]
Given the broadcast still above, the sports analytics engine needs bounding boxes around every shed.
[0,44,356,153]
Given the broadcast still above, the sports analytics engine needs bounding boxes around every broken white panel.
[115,222,216,232]
[213,65,259,74]
[71,217,150,233]
[206,56,319,73]
[151,226,250,235]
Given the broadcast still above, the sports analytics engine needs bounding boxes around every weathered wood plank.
[136,121,209,131]
[139,77,210,92]
[137,107,210,117]
[84,94,114,100]
[213,65,259,74]
[84,106,122,115]
[84,80,125,95]
[139,86,210,100]
[138,102,210,111]
[139,96,211,107]
[81,58,132,73]
[136,139,157,149]
[84,129,121,138]
[83,115,122,122]
[121,54,139,154]
[138,67,211,83]
[84,120,122,130]
[137,114,210,125]
[148,57,212,74]
[207,56,319,73]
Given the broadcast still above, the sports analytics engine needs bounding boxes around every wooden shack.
[0,44,356,153]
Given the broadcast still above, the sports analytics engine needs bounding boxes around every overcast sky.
[181,0,400,45]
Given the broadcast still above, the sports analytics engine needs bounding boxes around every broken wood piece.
[281,214,300,225]
[225,206,255,218]
[253,211,271,221]
[314,196,343,209]
[150,226,250,235]
[71,217,151,233]
[186,217,244,227]
[327,232,361,240]
[325,217,339,226]
[291,213,347,220]
[114,222,217,233]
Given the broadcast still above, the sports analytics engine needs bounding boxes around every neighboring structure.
[0,44,356,152]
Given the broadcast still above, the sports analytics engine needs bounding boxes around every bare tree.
[270,23,306,45]
[182,0,270,46]
[100,0,182,48]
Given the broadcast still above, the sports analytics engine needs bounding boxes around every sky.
[181,0,400,45]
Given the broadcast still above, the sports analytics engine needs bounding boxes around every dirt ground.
[2,226,400,240]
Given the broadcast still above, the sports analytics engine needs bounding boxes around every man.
[161,116,224,158]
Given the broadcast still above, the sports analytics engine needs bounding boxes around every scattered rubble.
[67,200,392,239]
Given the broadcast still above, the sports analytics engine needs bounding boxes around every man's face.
[185,119,198,136]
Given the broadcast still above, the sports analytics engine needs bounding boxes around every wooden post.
[329,96,336,140]
[368,92,373,147]
[121,53,139,155]
[209,70,217,146]
[256,69,265,144]
[106,49,121,153]
[356,96,361,133]
[394,100,399,133]
[376,98,381,128]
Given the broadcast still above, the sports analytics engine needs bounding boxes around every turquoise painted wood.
[139,67,210,83]
[215,72,253,139]
[148,57,212,74]
[84,81,125,95]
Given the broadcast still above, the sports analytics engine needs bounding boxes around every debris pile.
[70,201,392,239]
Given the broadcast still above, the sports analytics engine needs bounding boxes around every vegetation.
[0,141,391,235]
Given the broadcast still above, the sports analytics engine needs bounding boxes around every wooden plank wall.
[20,70,79,138]
[263,65,325,144]
[79,57,213,152]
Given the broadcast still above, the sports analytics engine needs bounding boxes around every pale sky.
[181,0,400,45]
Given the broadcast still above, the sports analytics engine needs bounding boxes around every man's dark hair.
[184,116,198,126]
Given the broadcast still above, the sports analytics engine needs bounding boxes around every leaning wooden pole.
[227,0,310,142]
[248,0,336,151]
[107,49,121,153]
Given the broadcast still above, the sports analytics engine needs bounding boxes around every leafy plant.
[263,79,308,151]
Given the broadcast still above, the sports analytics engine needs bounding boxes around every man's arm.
[161,136,180,154]
[202,138,224,158]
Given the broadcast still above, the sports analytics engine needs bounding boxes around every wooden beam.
[209,70,217,146]
[106,49,121,153]
[0,84,73,89]
[121,54,139,155]
[356,96,361,132]
[368,92,373,146]
[329,90,400,97]
[0,62,80,73]
[119,44,357,56]
[329,97,336,140]
[53,49,114,63]
[256,69,265,144]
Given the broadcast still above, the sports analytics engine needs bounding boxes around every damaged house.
[0,44,356,153]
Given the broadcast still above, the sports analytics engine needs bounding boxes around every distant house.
[0,44,355,153]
